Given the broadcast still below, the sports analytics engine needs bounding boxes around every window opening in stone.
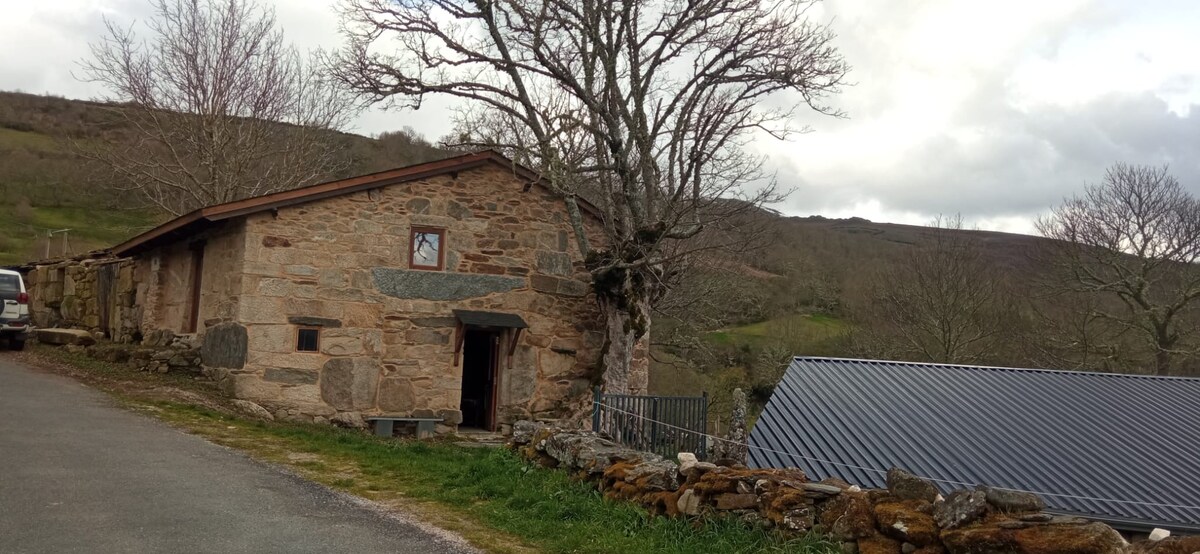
[296,327,320,352]
[410,228,444,270]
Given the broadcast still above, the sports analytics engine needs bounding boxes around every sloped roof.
[452,309,528,329]
[748,357,1200,533]
[111,150,596,257]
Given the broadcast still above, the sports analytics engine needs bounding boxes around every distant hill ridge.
[0,90,446,265]
[0,90,1050,304]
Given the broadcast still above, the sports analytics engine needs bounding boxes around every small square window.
[410,228,444,270]
[296,327,320,352]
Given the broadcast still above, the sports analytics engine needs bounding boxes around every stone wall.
[197,220,246,327]
[138,221,245,335]
[205,163,645,429]
[511,423,1199,554]
[21,163,649,432]
[25,221,246,344]
[24,257,141,343]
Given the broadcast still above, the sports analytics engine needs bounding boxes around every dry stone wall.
[34,327,203,374]
[24,257,141,343]
[511,422,1197,554]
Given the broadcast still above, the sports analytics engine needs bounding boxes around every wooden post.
[592,386,602,433]
[453,321,465,366]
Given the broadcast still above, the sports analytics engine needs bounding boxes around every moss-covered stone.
[875,499,939,546]
[819,490,877,541]
[1132,536,1200,554]
[887,468,939,503]
[942,520,1127,554]
[858,534,903,554]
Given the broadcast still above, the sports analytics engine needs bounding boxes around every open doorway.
[459,328,500,431]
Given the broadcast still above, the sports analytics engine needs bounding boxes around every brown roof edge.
[110,150,602,257]
[110,210,206,258]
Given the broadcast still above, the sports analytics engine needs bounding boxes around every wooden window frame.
[295,326,321,353]
[409,227,445,271]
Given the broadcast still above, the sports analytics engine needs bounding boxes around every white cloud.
[2,0,1199,236]
[758,0,1200,233]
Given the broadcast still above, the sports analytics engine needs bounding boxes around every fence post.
[592,386,602,433]
[649,397,660,454]
[701,391,709,458]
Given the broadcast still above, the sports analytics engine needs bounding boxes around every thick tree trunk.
[1154,348,1172,376]
[1153,326,1174,376]
[588,243,661,395]
[598,294,651,395]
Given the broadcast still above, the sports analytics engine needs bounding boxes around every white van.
[0,268,31,350]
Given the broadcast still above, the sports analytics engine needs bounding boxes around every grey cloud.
[4,0,1198,228]
[764,0,1200,225]
[776,92,1200,221]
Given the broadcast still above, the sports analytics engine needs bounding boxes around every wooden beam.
[453,321,465,366]
[507,327,522,361]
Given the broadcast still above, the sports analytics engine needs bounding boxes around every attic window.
[296,327,320,353]
[410,227,444,270]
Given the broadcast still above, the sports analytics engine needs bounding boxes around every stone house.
[34,151,647,432]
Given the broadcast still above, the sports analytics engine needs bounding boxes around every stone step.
[35,328,96,346]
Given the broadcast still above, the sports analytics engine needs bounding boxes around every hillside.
[8,91,1174,408]
[0,90,1046,271]
[646,216,1059,411]
[0,91,446,265]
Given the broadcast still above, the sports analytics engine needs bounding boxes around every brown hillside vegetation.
[0,90,446,264]
[651,212,1200,417]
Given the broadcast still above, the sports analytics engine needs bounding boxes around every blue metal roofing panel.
[748,357,1200,533]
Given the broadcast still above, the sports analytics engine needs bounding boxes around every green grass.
[651,313,851,410]
[0,127,59,151]
[0,203,158,265]
[28,346,836,554]
[0,116,161,265]
[707,313,848,350]
[155,405,835,554]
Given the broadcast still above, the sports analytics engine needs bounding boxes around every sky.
[2,0,1199,235]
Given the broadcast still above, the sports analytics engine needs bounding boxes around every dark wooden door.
[186,243,205,333]
[460,328,501,430]
[485,332,501,432]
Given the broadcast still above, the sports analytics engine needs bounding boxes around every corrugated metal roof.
[748,357,1200,533]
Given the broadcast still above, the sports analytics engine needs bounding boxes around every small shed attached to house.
[748,357,1200,534]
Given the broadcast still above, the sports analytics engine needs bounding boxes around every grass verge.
[706,313,848,349]
[22,346,837,554]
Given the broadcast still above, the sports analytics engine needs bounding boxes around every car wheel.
[9,339,25,351]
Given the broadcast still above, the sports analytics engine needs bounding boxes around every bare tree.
[1037,164,1200,376]
[79,0,358,215]
[1020,287,1137,372]
[334,0,849,392]
[864,216,1017,364]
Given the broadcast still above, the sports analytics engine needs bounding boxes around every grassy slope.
[0,90,447,266]
[26,345,836,554]
[707,313,848,350]
[0,105,162,265]
[649,313,850,407]
[0,204,160,266]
